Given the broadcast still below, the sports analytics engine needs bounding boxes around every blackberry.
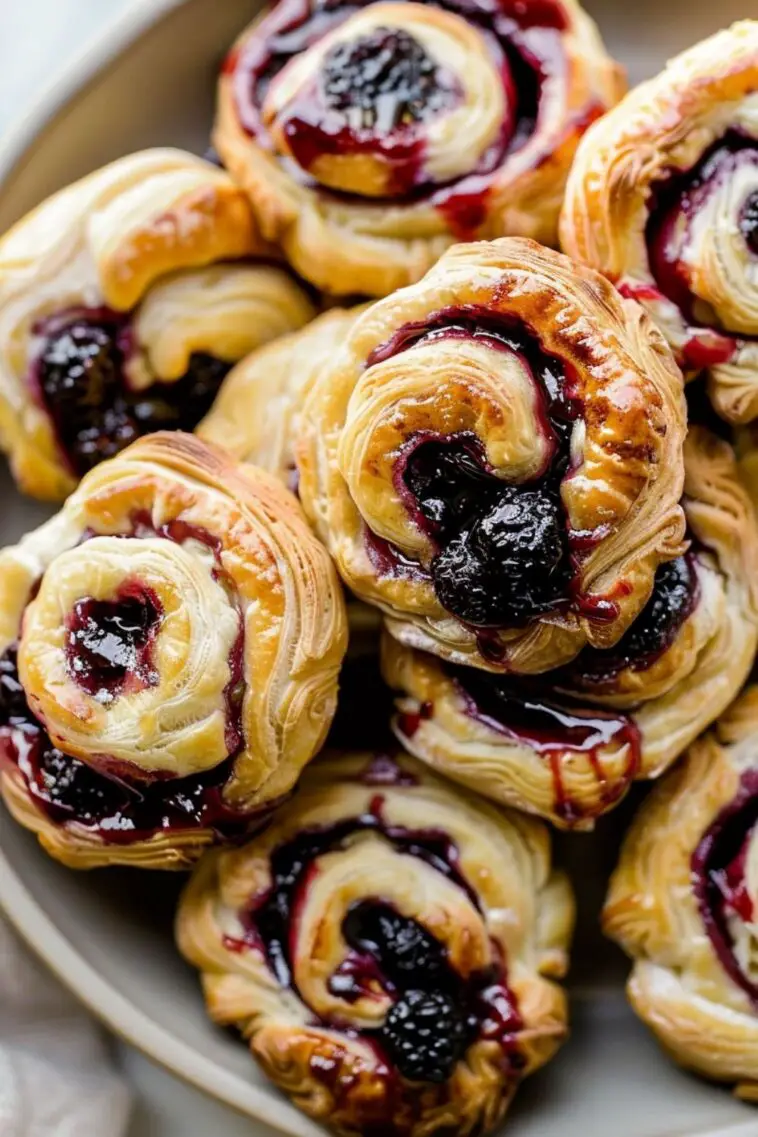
[343,903,448,988]
[381,989,469,1083]
[0,647,28,724]
[35,745,126,825]
[403,437,495,537]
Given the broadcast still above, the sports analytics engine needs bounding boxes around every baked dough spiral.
[560,21,758,424]
[383,427,758,827]
[177,750,573,1137]
[604,685,758,1098]
[0,148,315,500]
[297,238,688,675]
[199,305,364,486]
[0,433,347,869]
[215,0,623,296]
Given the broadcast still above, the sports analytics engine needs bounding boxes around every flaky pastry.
[215,0,623,296]
[0,433,347,869]
[383,427,758,827]
[297,237,688,675]
[177,750,574,1137]
[0,148,315,500]
[560,21,758,423]
[604,685,758,1097]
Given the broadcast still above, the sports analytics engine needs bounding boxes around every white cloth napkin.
[0,917,131,1137]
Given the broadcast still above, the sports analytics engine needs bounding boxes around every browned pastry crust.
[176,750,574,1136]
[297,237,688,675]
[560,20,758,423]
[604,686,758,1096]
[214,0,623,296]
[382,427,758,828]
[0,148,315,500]
[0,433,347,869]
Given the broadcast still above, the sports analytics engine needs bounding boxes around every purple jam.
[33,310,232,476]
[444,664,640,823]
[235,784,522,1084]
[364,307,582,631]
[692,771,758,1007]
[229,0,583,232]
[645,134,758,363]
[564,554,699,686]
[65,584,162,702]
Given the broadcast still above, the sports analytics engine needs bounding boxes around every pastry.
[215,0,624,296]
[604,685,758,1097]
[297,237,688,675]
[383,427,758,827]
[177,749,574,1136]
[199,304,364,486]
[0,433,347,869]
[0,148,315,501]
[560,21,758,423]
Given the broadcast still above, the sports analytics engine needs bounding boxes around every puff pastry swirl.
[604,685,758,1097]
[0,433,347,869]
[177,750,573,1137]
[560,21,758,423]
[215,0,623,296]
[0,148,315,500]
[297,238,688,675]
[383,427,758,827]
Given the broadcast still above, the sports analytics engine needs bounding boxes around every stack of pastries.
[2,5,758,1134]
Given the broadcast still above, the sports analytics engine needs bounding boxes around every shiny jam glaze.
[692,771,758,1007]
[363,307,586,634]
[0,525,254,844]
[446,664,641,824]
[32,309,232,476]
[229,0,579,233]
[233,781,522,1084]
[645,135,758,369]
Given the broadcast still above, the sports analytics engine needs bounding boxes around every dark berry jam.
[645,135,758,364]
[564,555,699,686]
[33,310,232,476]
[65,584,162,703]
[236,787,522,1083]
[365,307,583,631]
[692,770,758,1007]
[740,190,758,256]
[230,0,577,230]
[446,664,640,823]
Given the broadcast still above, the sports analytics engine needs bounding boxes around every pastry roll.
[384,427,758,827]
[604,685,758,1096]
[215,0,623,296]
[297,238,688,675]
[0,433,347,869]
[560,21,758,424]
[0,148,315,500]
[177,750,573,1137]
[199,304,364,486]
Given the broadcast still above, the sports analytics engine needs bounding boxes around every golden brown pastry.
[0,148,315,501]
[383,427,758,827]
[297,237,688,675]
[0,433,347,869]
[604,685,758,1097]
[199,304,364,486]
[560,21,758,424]
[177,749,573,1137]
[215,0,623,296]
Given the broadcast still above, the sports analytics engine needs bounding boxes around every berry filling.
[0,523,254,844]
[34,311,232,476]
[366,308,581,631]
[564,554,698,686]
[692,772,758,1006]
[65,584,162,703]
[230,0,577,230]
[645,135,758,367]
[235,786,521,1083]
